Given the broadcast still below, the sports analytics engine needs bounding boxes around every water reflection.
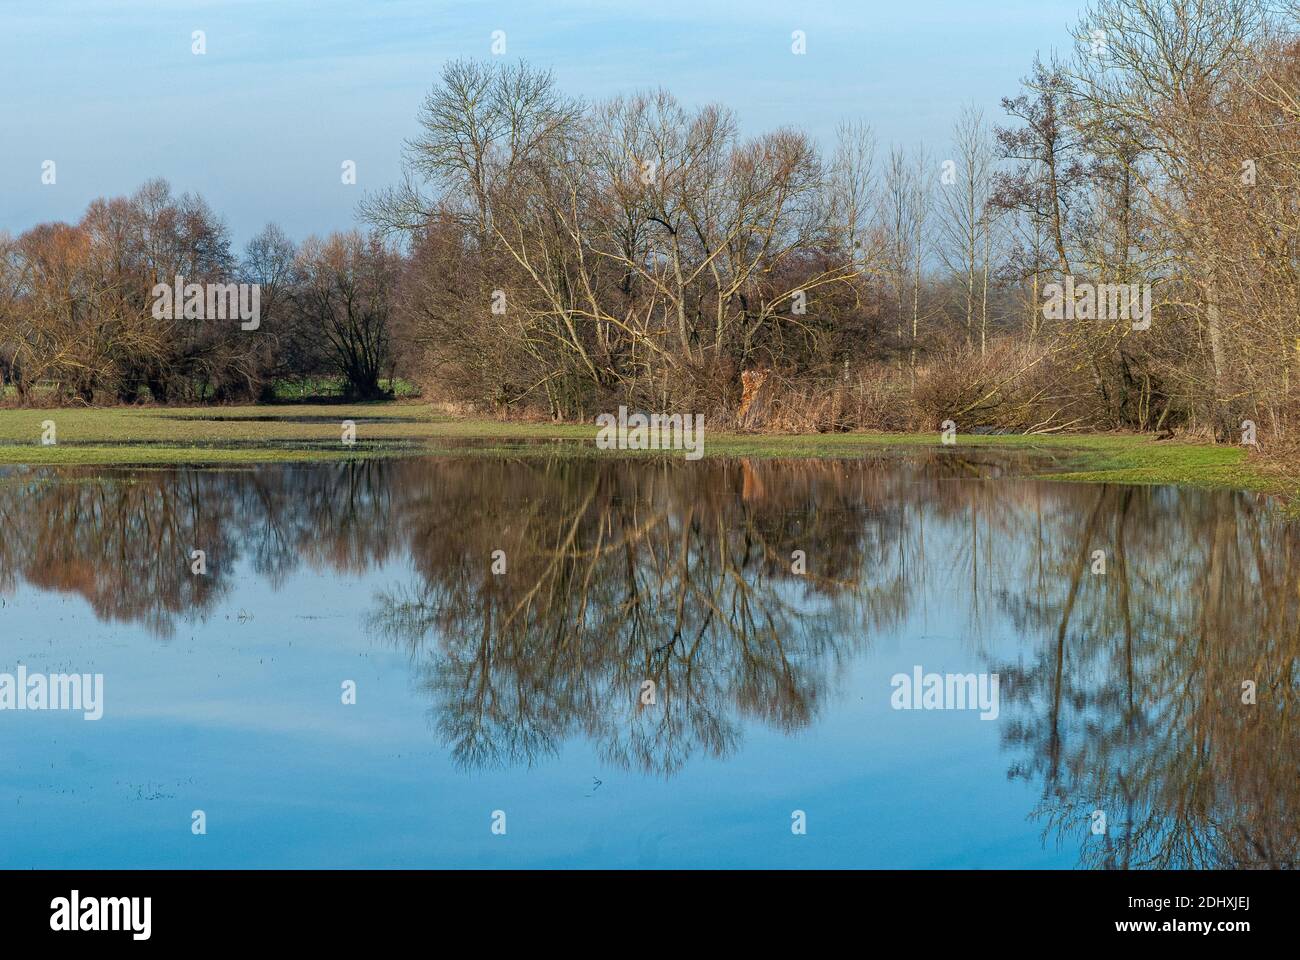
[0,454,1295,868]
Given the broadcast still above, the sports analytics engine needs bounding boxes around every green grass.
[4,376,421,403]
[0,402,1290,499]
[268,376,420,401]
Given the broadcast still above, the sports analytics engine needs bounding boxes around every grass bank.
[0,402,1289,499]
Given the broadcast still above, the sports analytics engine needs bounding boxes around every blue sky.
[0,0,1087,247]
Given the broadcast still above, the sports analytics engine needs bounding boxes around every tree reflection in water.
[0,453,1294,867]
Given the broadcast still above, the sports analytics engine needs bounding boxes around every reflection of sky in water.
[0,457,1294,868]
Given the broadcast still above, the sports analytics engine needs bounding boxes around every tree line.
[0,180,400,403]
[2,0,1297,446]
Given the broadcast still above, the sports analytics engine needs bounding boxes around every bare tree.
[937,105,997,353]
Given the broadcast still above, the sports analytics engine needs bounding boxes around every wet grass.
[0,403,1288,499]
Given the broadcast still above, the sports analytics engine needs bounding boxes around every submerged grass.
[0,402,1289,500]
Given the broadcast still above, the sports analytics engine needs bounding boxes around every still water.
[1,453,1296,868]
